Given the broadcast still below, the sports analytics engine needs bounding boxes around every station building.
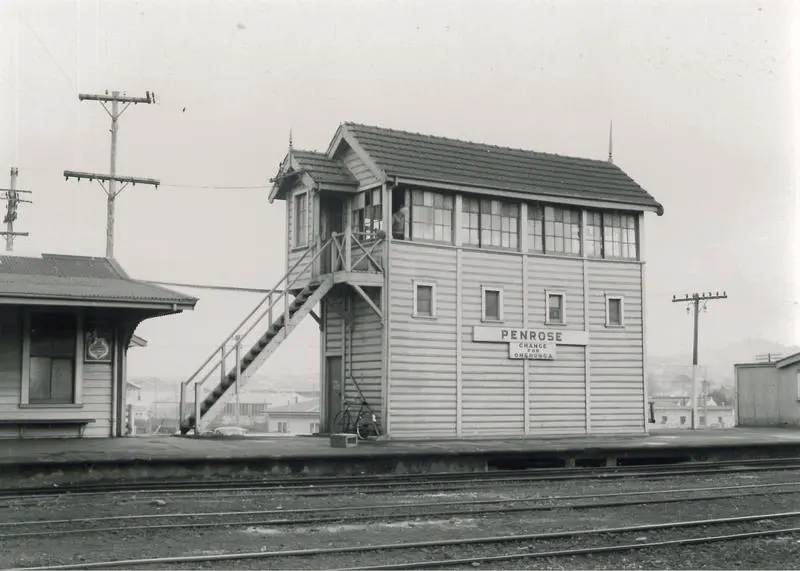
[181,122,664,439]
[0,253,196,439]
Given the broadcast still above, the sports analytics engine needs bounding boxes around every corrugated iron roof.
[343,122,663,213]
[292,150,358,188]
[0,254,197,308]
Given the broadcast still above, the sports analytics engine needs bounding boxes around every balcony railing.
[317,228,385,276]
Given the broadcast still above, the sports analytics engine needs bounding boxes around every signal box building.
[180,123,664,439]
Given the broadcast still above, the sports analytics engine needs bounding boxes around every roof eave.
[393,175,664,214]
[0,295,197,312]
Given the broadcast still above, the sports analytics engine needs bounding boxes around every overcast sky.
[0,0,797,383]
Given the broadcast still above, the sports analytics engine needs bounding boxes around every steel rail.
[13,511,800,570]
[3,482,800,539]
[3,457,800,500]
[340,526,800,570]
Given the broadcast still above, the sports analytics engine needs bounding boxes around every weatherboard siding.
[343,288,383,422]
[587,260,645,433]
[323,296,345,355]
[528,345,587,434]
[339,146,380,188]
[389,242,458,437]
[0,307,115,438]
[460,249,525,436]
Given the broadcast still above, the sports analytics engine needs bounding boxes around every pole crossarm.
[0,232,29,237]
[63,170,160,187]
[79,92,156,104]
[672,291,728,303]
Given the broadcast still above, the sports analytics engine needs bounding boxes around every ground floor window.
[481,286,503,322]
[605,295,625,327]
[28,311,78,405]
[545,291,566,325]
[413,280,437,318]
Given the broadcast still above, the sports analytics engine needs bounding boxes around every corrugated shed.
[0,254,197,307]
[344,122,663,213]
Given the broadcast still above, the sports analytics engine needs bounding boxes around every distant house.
[0,253,196,438]
[266,397,320,435]
[650,394,735,429]
[735,352,800,427]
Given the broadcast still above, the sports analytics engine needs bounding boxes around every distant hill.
[649,338,800,391]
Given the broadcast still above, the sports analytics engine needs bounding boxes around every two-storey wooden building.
[179,123,663,439]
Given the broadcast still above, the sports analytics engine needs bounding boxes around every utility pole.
[0,167,33,251]
[64,90,159,259]
[672,291,728,430]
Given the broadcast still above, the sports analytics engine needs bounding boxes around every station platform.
[2,427,800,489]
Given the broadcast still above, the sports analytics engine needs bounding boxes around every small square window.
[482,287,503,322]
[660,416,667,424]
[413,281,436,318]
[606,295,624,327]
[679,416,687,425]
[545,291,566,324]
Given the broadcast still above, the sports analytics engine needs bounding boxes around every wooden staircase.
[179,278,333,434]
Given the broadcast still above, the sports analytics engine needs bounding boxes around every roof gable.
[341,122,664,214]
[268,148,358,202]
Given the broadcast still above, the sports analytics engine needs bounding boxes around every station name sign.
[472,326,588,346]
[472,326,588,361]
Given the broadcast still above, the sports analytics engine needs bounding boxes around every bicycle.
[332,399,380,440]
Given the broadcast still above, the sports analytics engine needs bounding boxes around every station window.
[413,281,437,318]
[545,291,566,325]
[679,416,687,425]
[463,196,519,249]
[481,287,503,322]
[352,189,383,235]
[27,311,79,405]
[585,209,638,260]
[410,189,453,243]
[528,204,581,256]
[796,371,800,400]
[605,295,625,327]
[293,192,308,248]
[660,416,667,424]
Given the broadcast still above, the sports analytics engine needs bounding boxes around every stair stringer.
[197,276,335,429]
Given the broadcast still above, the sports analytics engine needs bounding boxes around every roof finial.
[289,128,293,153]
[607,120,614,164]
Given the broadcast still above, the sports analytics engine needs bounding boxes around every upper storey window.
[527,204,581,256]
[411,189,453,244]
[293,192,308,248]
[462,196,519,249]
[586,210,638,260]
[352,189,383,235]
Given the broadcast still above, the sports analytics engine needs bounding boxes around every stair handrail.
[179,235,336,429]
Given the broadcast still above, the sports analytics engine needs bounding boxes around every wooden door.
[326,356,343,432]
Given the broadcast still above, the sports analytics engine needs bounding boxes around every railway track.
[3,480,799,539]
[3,457,800,500]
[13,511,800,570]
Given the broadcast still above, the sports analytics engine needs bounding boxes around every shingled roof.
[342,122,663,214]
[0,253,197,310]
[291,150,358,188]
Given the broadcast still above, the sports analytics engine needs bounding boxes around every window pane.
[29,356,51,401]
[485,291,500,320]
[609,299,622,325]
[51,358,75,402]
[548,294,563,322]
[417,285,433,316]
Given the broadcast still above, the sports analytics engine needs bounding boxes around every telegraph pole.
[64,90,159,258]
[0,167,33,251]
[672,291,728,430]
